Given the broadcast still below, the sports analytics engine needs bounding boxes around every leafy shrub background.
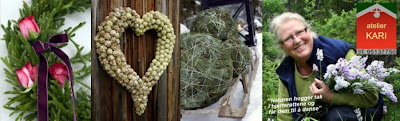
[262,0,400,120]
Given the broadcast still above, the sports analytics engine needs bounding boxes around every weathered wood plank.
[167,0,181,120]
[92,0,180,120]
[217,48,259,118]
[91,0,114,120]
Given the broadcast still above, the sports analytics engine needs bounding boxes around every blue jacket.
[275,35,384,120]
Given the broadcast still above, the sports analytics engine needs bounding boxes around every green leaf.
[20,87,32,93]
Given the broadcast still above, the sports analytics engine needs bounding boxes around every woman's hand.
[309,79,333,103]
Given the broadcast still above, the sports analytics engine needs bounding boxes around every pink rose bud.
[18,15,40,40]
[15,62,38,88]
[49,63,69,87]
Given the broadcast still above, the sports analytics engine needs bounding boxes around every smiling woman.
[278,20,314,67]
[269,12,383,121]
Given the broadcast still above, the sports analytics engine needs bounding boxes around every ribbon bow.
[32,34,76,121]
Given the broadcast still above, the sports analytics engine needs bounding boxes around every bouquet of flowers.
[314,48,398,103]
[1,0,91,121]
[306,48,398,121]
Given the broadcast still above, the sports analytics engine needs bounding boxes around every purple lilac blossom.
[324,64,337,79]
[352,83,365,94]
[360,56,368,69]
[312,63,318,72]
[388,92,398,102]
[352,82,363,87]
[383,105,387,114]
[349,56,368,70]
[381,82,394,94]
[349,56,361,69]
[367,61,389,81]
[343,68,358,81]
[335,58,349,75]
[316,50,397,102]
[377,82,398,102]
[375,81,386,88]
[353,88,365,94]
[357,71,370,81]
[367,77,377,85]
[334,76,350,91]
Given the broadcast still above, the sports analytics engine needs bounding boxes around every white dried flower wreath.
[94,7,175,115]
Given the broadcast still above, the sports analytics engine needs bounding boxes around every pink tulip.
[18,15,40,40]
[49,63,69,87]
[15,62,38,88]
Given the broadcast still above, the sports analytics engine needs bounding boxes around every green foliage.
[288,0,355,23]
[262,59,280,120]
[357,0,398,3]
[180,0,202,25]
[262,31,285,60]
[382,58,400,120]
[262,0,285,120]
[1,0,91,121]
[262,0,286,61]
[312,9,357,47]
[262,0,287,29]
[48,80,90,120]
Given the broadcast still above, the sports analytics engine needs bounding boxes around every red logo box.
[357,3,397,55]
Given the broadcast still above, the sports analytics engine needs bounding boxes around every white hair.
[269,12,317,41]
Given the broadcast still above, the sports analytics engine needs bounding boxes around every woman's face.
[278,19,313,62]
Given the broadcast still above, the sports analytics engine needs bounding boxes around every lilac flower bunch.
[314,48,398,102]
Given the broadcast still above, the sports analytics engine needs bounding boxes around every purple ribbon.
[32,34,76,121]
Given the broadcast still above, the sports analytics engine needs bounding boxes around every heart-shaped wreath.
[94,7,175,115]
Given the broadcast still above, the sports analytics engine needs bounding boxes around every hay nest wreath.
[190,9,239,40]
[223,38,251,77]
[191,9,250,77]
[180,33,234,109]
[94,7,175,115]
